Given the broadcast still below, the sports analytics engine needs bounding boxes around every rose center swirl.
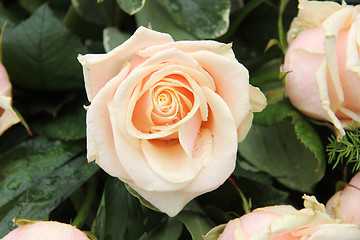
[151,83,193,126]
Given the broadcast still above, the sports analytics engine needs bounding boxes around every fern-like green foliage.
[327,122,360,172]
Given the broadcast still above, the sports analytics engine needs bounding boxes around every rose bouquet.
[0,0,359,240]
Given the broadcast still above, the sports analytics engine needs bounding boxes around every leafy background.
[0,0,354,239]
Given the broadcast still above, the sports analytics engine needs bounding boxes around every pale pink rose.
[326,172,360,224]
[0,62,20,135]
[78,26,266,216]
[215,195,360,240]
[1,221,90,240]
[283,0,360,137]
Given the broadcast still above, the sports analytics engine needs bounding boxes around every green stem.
[278,0,288,54]
[72,177,98,228]
[228,178,251,214]
[0,22,7,62]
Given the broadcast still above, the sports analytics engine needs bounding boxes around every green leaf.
[233,169,289,208]
[32,101,86,140]
[203,224,226,240]
[2,4,87,91]
[139,233,149,240]
[71,0,119,26]
[93,192,106,240]
[159,0,231,39]
[17,0,44,14]
[95,177,146,240]
[0,156,98,237]
[13,91,77,116]
[148,218,183,240]
[116,0,145,15]
[0,136,84,208]
[238,100,326,192]
[135,0,197,41]
[103,27,131,52]
[220,0,265,40]
[124,183,160,213]
[176,211,212,240]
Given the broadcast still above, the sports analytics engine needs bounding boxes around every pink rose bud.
[216,196,360,240]
[78,26,267,216]
[0,62,20,135]
[218,205,297,240]
[283,0,360,137]
[1,221,90,240]
[326,172,360,224]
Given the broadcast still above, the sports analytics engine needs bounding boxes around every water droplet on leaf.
[7,179,21,191]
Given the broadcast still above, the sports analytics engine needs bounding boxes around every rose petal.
[218,219,245,240]
[337,172,360,224]
[87,64,132,181]
[78,26,174,101]
[128,183,200,217]
[284,48,330,122]
[139,40,235,59]
[322,7,355,112]
[237,112,254,143]
[0,63,11,97]
[345,17,360,76]
[249,85,267,113]
[306,224,360,240]
[315,59,345,137]
[1,221,90,240]
[178,110,202,158]
[140,126,206,184]
[190,50,250,129]
[287,0,342,44]
[184,86,237,193]
[0,96,20,135]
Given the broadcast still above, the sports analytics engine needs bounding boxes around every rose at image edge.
[216,195,360,240]
[0,62,20,135]
[283,0,360,137]
[326,172,360,224]
[78,26,267,216]
[1,221,90,240]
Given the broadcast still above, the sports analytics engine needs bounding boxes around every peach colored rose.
[1,220,90,240]
[0,62,20,135]
[283,0,360,137]
[78,26,266,216]
[215,195,360,240]
[326,172,360,224]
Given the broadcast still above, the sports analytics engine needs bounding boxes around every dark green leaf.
[32,101,86,140]
[13,91,77,116]
[135,0,197,41]
[234,169,289,208]
[2,4,87,91]
[238,100,326,192]
[203,224,226,240]
[0,136,84,208]
[93,192,106,240]
[159,0,231,39]
[116,0,145,15]
[139,233,149,240]
[0,156,98,237]
[148,218,183,240]
[125,183,160,213]
[95,177,146,240]
[103,27,131,52]
[17,0,44,14]
[71,0,119,26]
[220,0,265,40]
[176,211,212,240]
